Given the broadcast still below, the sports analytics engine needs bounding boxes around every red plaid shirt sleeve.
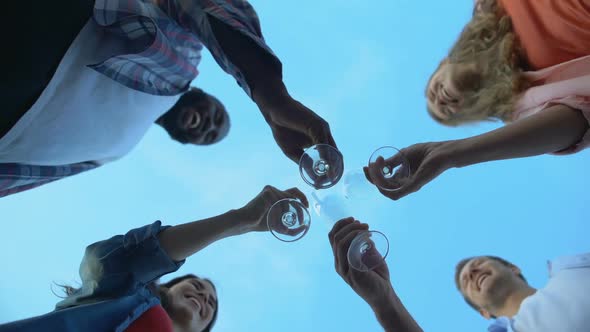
[0,162,98,198]
[91,0,281,97]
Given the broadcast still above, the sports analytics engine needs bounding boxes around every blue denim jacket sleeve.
[59,221,185,306]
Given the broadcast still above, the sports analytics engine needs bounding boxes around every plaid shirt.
[0,162,99,198]
[90,0,278,97]
[0,0,280,198]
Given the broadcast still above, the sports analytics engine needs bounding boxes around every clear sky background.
[1,0,588,331]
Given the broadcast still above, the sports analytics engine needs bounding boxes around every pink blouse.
[512,55,590,155]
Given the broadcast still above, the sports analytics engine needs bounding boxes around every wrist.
[229,207,259,235]
[252,82,291,119]
[370,292,422,332]
[370,294,396,318]
[221,208,255,236]
[371,297,398,332]
[438,139,466,169]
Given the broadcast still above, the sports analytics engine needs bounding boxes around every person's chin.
[171,305,196,326]
[168,131,190,145]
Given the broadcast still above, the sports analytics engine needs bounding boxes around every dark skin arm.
[207,15,286,109]
[207,15,337,163]
[329,218,424,332]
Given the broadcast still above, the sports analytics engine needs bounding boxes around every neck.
[172,321,190,332]
[494,286,536,318]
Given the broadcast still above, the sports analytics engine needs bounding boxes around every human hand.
[363,141,453,201]
[328,218,395,309]
[263,98,337,164]
[238,185,309,234]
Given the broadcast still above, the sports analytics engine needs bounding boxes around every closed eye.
[442,87,451,99]
[191,280,203,291]
[207,297,216,309]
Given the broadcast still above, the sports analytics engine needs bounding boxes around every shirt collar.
[547,252,590,278]
[488,317,514,332]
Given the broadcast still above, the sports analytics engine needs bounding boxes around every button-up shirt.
[0,0,281,198]
[488,252,590,332]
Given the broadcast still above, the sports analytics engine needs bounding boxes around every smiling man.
[156,88,231,146]
[0,0,337,198]
[329,219,590,332]
[455,253,590,332]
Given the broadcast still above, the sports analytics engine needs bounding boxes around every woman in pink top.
[365,0,590,201]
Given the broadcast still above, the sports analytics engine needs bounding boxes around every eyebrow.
[203,280,218,302]
[190,279,202,291]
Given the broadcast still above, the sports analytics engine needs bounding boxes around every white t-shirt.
[491,252,590,332]
[0,20,179,166]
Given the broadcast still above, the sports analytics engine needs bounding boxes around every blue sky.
[1,0,589,331]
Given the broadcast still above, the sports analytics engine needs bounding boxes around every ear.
[479,308,492,320]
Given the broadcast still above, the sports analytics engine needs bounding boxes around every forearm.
[371,293,423,332]
[449,105,588,168]
[206,14,291,114]
[158,209,251,262]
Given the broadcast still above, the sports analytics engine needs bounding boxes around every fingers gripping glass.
[267,199,311,242]
[299,144,344,189]
[347,230,389,272]
[311,192,389,272]
[368,146,411,191]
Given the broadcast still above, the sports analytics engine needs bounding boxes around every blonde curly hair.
[427,0,530,126]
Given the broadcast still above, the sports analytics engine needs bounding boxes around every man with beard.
[0,0,336,198]
[0,86,231,198]
[328,218,590,331]
[155,88,231,146]
[454,254,590,331]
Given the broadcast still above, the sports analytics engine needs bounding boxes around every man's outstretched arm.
[202,10,337,163]
[328,218,423,332]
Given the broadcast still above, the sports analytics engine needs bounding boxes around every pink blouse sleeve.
[513,96,590,155]
[512,57,590,155]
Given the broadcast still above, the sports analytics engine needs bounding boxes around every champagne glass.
[267,198,311,242]
[368,146,411,191]
[299,144,344,189]
[347,230,389,272]
[311,192,389,272]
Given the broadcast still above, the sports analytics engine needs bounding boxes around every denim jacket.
[0,221,184,332]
